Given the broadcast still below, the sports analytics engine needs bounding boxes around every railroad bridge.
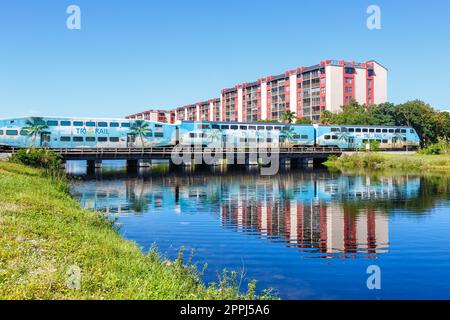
[2,146,343,169]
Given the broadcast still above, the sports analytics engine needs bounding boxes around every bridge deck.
[3,146,343,161]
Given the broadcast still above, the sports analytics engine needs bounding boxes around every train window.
[348,128,355,132]
[331,128,340,132]
[155,124,163,128]
[403,137,407,141]
[249,126,256,130]
[198,124,209,129]
[212,124,220,129]
[20,130,29,136]
[248,138,256,143]
[110,122,119,128]
[389,129,394,133]
[154,132,164,137]
[301,135,308,139]
[230,125,238,130]
[266,126,273,131]
[401,129,407,133]
[257,126,265,130]
[73,137,84,142]
[86,137,96,142]
[189,133,196,138]
[73,121,84,127]
[362,139,368,143]
[267,138,272,142]
[60,137,71,142]
[377,139,382,143]
[274,127,282,131]
[376,129,381,133]
[341,127,348,132]
[35,120,45,125]
[369,128,375,133]
[355,128,362,133]
[121,123,131,128]
[221,125,229,130]
[362,128,368,133]
[410,129,414,133]
[61,121,71,126]
[201,133,207,138]
[144,132,153,137]
[324,135,331,140]
[97,137,107,142]
[382,139,388,143]
[47,120,58,126]
[331,135,338,140]
[240,138,246,143]
[395,129,401,133]
[86,122,96,127]
[258,138,265,142]
[0,130,3,135]
[240,126,247,130]
[382,129,388,133]
[98,122,108,127]
[6,130,18,136]
[109,137,120,142]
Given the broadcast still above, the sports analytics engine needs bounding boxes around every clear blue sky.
[1,0,449,118]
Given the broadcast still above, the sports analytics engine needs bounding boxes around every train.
[0,116,421,150]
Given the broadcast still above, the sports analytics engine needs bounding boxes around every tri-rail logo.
[75,128,109,135]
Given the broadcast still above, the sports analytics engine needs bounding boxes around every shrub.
[10,148,62,173]
[419,144,442,155]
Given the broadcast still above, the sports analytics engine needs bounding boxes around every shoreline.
[0,161,263,300]
[324,153,450,173]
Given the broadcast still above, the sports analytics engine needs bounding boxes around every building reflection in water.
[71,167,423,258]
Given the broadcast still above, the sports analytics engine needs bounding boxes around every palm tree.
[130,120,152,148]
[22,117,49,147]
[205,128,222,144]
[281,111,296,124]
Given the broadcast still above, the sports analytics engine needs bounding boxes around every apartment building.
[127,60,387,123]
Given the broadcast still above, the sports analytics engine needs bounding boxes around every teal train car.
[178,121,316,148]
[0,117,177,148]
[316,125,420,150]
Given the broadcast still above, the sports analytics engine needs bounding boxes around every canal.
[67,161,450,299]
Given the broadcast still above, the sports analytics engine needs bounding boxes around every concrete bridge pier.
[87,160,102,170]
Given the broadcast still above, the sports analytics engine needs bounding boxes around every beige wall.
[354,67,367,105]
[373,62,388,104]
[261,82,267,121]
[325,65,344,112]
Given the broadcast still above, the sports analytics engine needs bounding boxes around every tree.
[22,117,49,147]
[295,117,313,125]
[130,120,152,148]
[281,111,296,124]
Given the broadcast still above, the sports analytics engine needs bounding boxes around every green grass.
[324,153,450,173]
[0,162,269,300]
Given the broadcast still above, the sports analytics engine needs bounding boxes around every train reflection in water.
[71,167,421,257]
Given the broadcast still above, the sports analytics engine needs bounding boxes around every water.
[68,161,450,299]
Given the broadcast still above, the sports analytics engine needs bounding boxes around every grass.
[324,153,450,173]
[0,161,270,300]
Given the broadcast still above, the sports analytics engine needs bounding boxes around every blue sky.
[0,0,449,118]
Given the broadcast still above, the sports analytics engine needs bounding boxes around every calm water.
[68,161,450,299]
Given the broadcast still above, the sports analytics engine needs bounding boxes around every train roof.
[180,120,413,129]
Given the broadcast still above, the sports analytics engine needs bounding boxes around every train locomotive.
[0,116,421,150]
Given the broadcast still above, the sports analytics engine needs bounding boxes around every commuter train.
[0,116,421,150]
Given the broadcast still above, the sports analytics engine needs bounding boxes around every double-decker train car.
[316,125,420,150]
[0,116,421,151]
[178,121,316,148]
[0,117,176,149]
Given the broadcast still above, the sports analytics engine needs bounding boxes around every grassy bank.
[324,153,450,172]
[0,161,265,299]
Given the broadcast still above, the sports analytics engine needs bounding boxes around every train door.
[40,132,51,148]
[127,134,136,148]
[175,126,179,145]
[348,137,355,149]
